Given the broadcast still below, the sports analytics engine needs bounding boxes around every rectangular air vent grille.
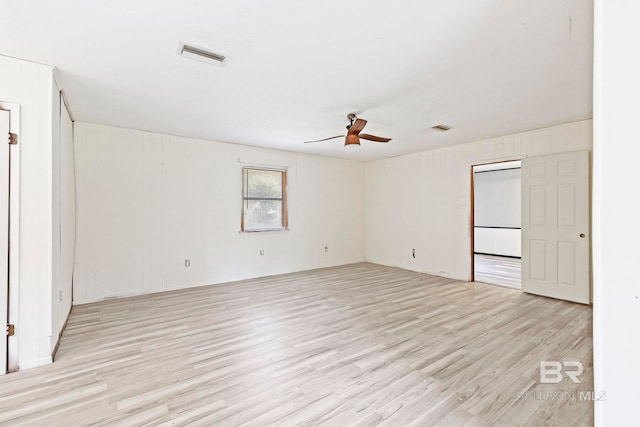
[179,43,226,64]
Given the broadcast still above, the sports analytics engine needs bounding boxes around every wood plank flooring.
[474,254,522,289]
[0,263,592,426]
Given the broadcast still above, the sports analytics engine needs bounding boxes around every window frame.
[240,167,288,232]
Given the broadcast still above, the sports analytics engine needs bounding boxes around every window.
[241,167,288,231]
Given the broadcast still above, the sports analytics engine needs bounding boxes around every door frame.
[0,102,20,373]
[469,156,525,282]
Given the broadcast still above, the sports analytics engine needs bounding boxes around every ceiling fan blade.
[359,134,392,143]
[347,118,367,136]
[304,135,344,143]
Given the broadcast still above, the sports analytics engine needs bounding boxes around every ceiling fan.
[304,114,392,146]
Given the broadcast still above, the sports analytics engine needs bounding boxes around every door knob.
[579,233,586,238]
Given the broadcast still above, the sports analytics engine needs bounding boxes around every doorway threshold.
[474,253,521,289]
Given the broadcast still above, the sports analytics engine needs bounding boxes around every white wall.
[73,123,365,303]
[50,79,75,354]
[365,120,592,280]
[0,55,55,369]
[474,167,521,257]
[474,168,521,227]
[473,228,521,258]
[593,0,640,425]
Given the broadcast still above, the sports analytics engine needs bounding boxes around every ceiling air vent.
[432,124,452,132]
[178,43,226,65]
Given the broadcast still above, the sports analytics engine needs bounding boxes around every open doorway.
[471,160,521,288]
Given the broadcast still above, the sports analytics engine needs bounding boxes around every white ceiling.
[0,0,593,161]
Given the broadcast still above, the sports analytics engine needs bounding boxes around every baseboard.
[51,305,73,362]
[19,356,53,371]
[73,260,368,305]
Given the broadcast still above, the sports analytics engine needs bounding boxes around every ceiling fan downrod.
[346,113,356,130]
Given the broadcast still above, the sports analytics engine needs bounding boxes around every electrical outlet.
[185,259,191,267]
[59,290,62,301]
[412,248,416,259]
[324,246,328,252]
[260,250,265,256]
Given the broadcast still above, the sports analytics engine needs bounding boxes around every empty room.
[0,1,637,426]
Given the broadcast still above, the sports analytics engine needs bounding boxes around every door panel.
[521,151,590,304]
[529,239,546,280]
[0,110,9,374]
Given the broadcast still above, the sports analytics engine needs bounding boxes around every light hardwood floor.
[474,254,522,289]
[0,263,592,426]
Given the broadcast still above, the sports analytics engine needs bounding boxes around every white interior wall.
[473,168,521,257]
[50,80,74,354]
[51,81,59,352]
[593,0,640,424]
[474,168,521,227]
[365,120,592,280]
[60,102,75,326]
[0,55,55,370]
[473,228,521,258]
[73,122,365,303]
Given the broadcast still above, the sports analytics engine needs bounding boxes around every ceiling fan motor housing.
[345,135,360,146]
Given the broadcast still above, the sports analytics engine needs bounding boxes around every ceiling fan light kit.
[304,114,392,147]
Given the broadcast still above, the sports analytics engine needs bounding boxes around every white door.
[521,150,590,304]
[0,110,9,374]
